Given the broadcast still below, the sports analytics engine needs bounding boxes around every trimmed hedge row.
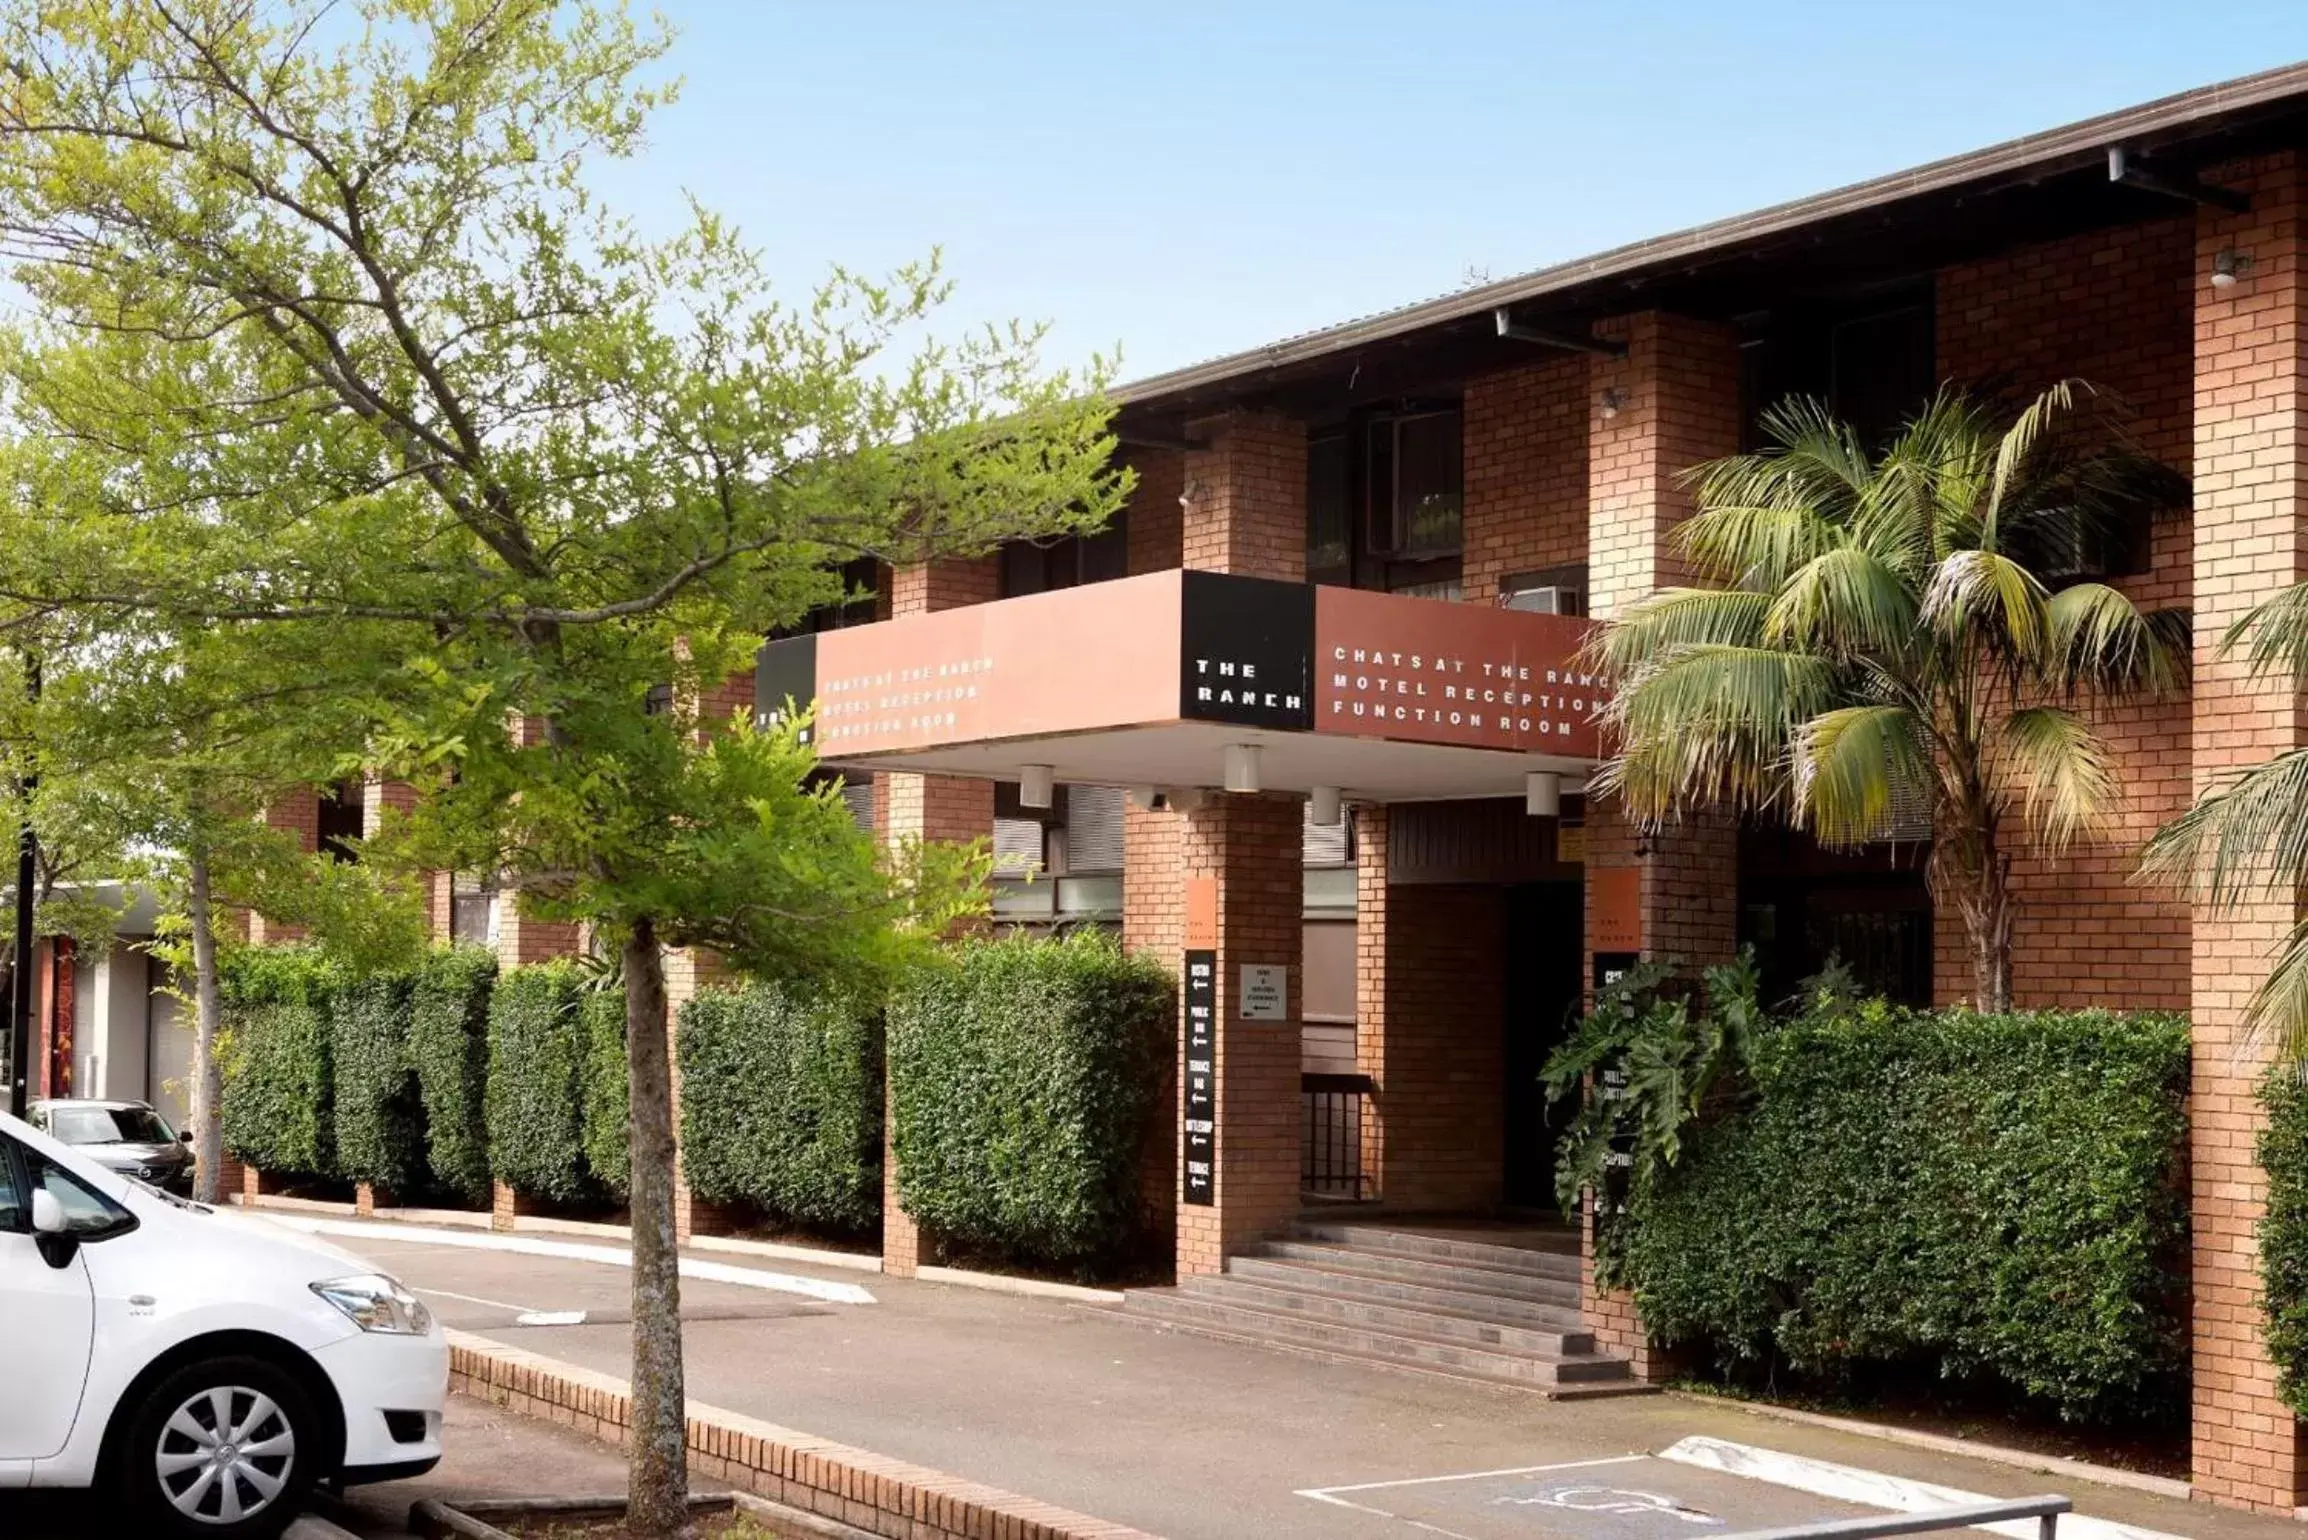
[1616,1002,2190,1420]
[331,972,423,1193]
[678,984,883,1231]
[219,947,339,1177]
[2260,1068,2308,1417]
[888,931,1174,1267]
[408,947,499,1201]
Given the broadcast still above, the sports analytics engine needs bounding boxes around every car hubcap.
[155,1386,294,1524]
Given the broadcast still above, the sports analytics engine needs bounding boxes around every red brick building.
[750,65,2308,1512]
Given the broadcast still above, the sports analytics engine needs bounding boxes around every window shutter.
[1303,800,1350,866]
[1065,785,1126,874]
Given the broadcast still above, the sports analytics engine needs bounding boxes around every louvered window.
[1065,785,1126,874]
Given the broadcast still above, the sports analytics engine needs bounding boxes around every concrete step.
[1179,1273,1597,1356]
[1287,1221,1582,1276]
[1241,1241,1584,1305]
[1221,1254,1587,1328]
[1119,1289,1633,1392]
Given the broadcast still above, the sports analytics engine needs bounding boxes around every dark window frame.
[1306,400,1465,595]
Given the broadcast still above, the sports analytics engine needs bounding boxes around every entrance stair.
[1114,1219,1639,1396]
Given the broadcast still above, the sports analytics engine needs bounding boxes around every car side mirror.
[30,1188,77,1269]
[179,1130,194,1145]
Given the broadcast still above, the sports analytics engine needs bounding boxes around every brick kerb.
[446,1330,1165,1540]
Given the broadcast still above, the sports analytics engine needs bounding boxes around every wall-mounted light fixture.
[1309,785,1343,827]
[1598,387,1627,420]
[2213,248,2254,289]
[1178,477,1203,511]
[1127,784,1160,811]
[1019,764,1055,810]
[1525,771,1562,818]
[1165,786,1208,814]
[1223,744,1262,794]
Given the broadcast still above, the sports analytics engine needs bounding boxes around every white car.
[0,1110,446,1537]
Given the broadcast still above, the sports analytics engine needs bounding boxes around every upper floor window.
[794,555,883,634]
[998,514,1129,598]
[1739,285,1935,453]
[316,781,363,863]
[1307,403,1464,594]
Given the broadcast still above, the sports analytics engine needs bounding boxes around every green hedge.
[2260,1067,2308,1417]
[1617,1003,2190,1420]
[580,985,630,1197]
[408,947,498,1201]
[888,931,1173,1266]
[330,972,423,1194]
[679,983,882,1230]
[485,962,593,1203]
[219,947,339,1177]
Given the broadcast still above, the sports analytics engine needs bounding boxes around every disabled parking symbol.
[1502,1485,1723,1525]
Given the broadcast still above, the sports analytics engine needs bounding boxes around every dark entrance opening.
[1501,880,1584,1209]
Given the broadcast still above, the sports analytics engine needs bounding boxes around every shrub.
[580,984,630,1196]
[219,946,340,1177]
[679,983,882,1231]
[1617,1002,2190,1420]
[330,971,423,1194]
[408,947,498,1201]
[888,931,1173,1267]
[2260,1067,2308,1416]
[484,962,592,1202]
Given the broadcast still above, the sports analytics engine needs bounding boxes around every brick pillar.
[362,776,453,941]
[247,788,320,945]
[878,555,997,1276]
[664,942,729,1244]
[1578,311,1743,1380]
[1352,804,1390,1201]
[1122,800,1183,1265]
[1182,412,1307,581]
[2191,152,2308,1513]
[1176,793,1304,1277]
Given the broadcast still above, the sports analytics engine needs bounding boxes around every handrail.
[1718,1496,2071,1540]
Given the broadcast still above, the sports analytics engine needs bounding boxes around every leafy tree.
[0,2,1122,1529]
[1590,385,2187,1009]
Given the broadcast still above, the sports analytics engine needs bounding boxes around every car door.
[0,1134,95,1470]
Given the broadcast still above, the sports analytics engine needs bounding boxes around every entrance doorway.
[1501,881,1584,1209]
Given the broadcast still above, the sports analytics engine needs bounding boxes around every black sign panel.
[1588,951,1642,1246]
[1178,571,1314,731]
[754,634,819,743]
[1183,947,1217,1206]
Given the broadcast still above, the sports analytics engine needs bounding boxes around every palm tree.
[1590,383,2188,1011]
[2141,588,2308,1058]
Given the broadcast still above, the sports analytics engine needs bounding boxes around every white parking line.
[267,1215,877,1306]
[1659,1437,2184,1540]
[1297,1455,1651,1537]
[419,1286,550,1315]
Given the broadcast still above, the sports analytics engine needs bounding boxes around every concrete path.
[324,1224,2293,1540]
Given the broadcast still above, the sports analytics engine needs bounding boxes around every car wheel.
[120,1355,319,1540]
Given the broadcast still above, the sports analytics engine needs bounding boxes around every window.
[47,1106,174,1146]
[316,781,363,864]
[1740,286,1934,453]
[450,871,499,947]
[0,1140,19,1231]
[997,514,1129,598]
[1305,404,1464,594]
[22,1150,136,1239]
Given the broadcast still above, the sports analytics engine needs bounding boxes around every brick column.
[1578,311,1743,1379]
[362,776,452,940]
[1352,804,1390,1200]
[878,555,997,1277]
[664,943,728,1244]
[1176,793,1304,1276]
[2191,152,2308,1514]
[1122,801,1183,1263]
[247,788,319,945]
[1183,411,1307,581]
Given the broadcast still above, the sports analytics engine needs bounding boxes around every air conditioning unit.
[1502,584,1585,616]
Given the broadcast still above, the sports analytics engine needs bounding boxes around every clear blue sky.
[595,3,2308,385]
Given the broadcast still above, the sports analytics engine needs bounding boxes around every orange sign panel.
[1588,867,1643,953]
[1311,586,1605,758]
[1183,877,1219,950]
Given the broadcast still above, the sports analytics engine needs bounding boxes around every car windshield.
[47,1105,174,1145]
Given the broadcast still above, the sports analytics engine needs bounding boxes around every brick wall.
[1182,412,1306,581]
[2188,152,2308,1513]
[1935,214,2196,1009]
[1463,354,1590,603]
[1124,450,1184,576]
[1176,793,1303,1276]
[247,787,320,944]
[888,555,997,615]
[1373,884,1505,1211]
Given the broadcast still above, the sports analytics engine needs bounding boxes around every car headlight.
[311,1274,434,1335]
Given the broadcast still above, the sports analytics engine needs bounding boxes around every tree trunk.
[1953,845,2014,1013]
[186,840,226,1206]
[622,915,687,1535]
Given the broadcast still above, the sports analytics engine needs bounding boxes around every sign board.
[1239,964,1287,1021]
[1182,948,1217,1206]
[1556,823,1587,864]
[1183,877,1219,951]
[1589,866,1643,952]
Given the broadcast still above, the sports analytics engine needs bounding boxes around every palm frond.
[1791,704,1930,848]
[1581,589,1771,678]
[2242,919,2308,1065]
[2139,747,2308,909]
[1763,545,1916,659]
[1921,548,2050,661]
[1595,645,1841,823]
[2222,581,2308,685]
[1991,705,2113,851]
[1984,379,2086,547]
[2046,583,2189,696]
[1865,388,1996,565]
[1672,502,1843,592]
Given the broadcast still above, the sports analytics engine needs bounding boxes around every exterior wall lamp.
[1223,744,1262,794]
[2212,248,2254,289]
[1525,771,1562,818]
[1019,764,1055,810]
[1309,785,1343,826]
[1597,387,1627,420]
